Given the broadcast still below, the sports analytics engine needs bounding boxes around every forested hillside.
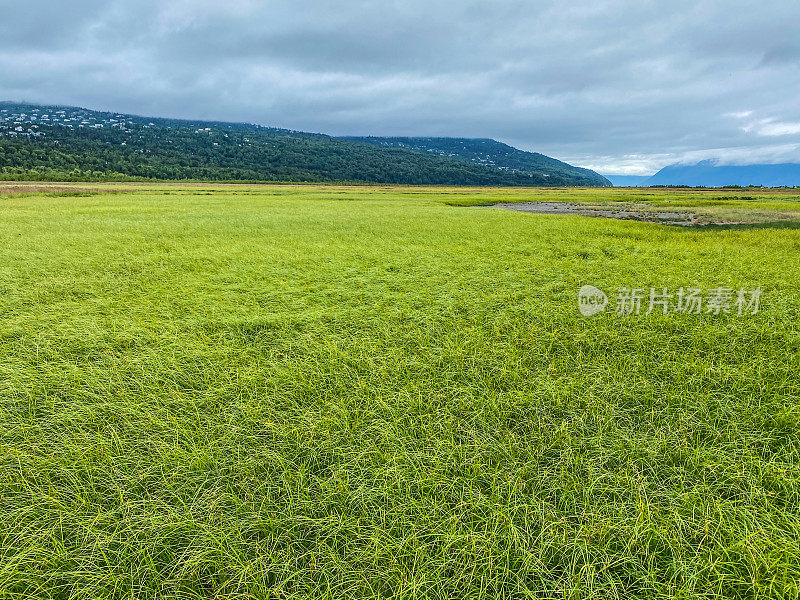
[343,137,611,187]
[0,103,609,185]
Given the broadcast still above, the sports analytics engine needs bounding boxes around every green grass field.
[1,183,799,599]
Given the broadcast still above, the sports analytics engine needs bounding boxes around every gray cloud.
[1,0,799,174]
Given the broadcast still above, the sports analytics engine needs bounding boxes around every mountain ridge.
[341,136,610,187]
[0,102,609,186]
[644,160,800,187]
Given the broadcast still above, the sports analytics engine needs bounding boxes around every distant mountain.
[603,175,651,187]
[0,102,609,186]
[342,137,611,187]
[645,161,800,187]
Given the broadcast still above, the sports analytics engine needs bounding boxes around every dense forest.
[0,103,610,186]
[342,137,611,187]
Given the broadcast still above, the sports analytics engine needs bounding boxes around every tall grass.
[0,185,798,598]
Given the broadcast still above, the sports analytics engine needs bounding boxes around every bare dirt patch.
[492,202,699,226]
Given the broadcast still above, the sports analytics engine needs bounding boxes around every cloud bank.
[1,0,799,174]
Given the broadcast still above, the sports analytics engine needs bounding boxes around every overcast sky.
[2,0,799,174]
